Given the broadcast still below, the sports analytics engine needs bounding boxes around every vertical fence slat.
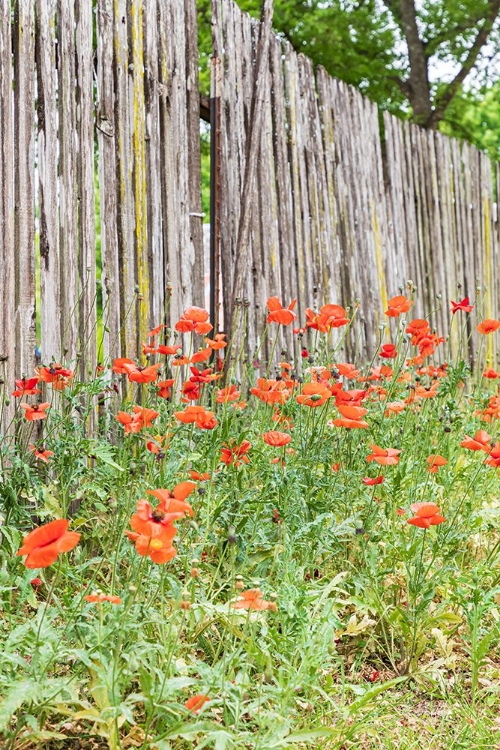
[0,2,16,430]
[76,0,96,377]
[36,0,60,364]
[13,0,36,378]
[97,0,120,363]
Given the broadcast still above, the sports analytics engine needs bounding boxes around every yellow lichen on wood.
[372,206,388,328]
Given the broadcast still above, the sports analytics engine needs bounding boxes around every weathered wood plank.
[0,1,16,431]
[13,0,36,377]
[76,0,96,377]
[36,0,60,365]
[96,0,120,363]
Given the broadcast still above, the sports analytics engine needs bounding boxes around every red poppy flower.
[296,382,331,407]
[363,476,384,486]
[231,587,276,611]
[21,402,50,421]
[121,362,162,383]
[147,323,166,337]
[29,444,54,463]
[157,379,175,398]
[332,463,340,472]
[116,406,159,433]
[477,319,500,335]
[12,376,41,397]
[157,344,182,356]
[485,443,500,468]
[184,694,210,714]
[37,364,73,383]
[483,368,500,379]
[17,519,80,568]
[112,357,135,374]
[305,304,349,331]
[384,401,405,416]
[460,430,492,452]
[263,430,292,447]
[84,592,122,604]
[330,417,369,429]
[190,347,212,364]
[385,295,413,317]
[175,307,213,335]
[407,502,446,528]
[406,319,430,344]
[216,385,241,404]
[250,378,290,405]
[451,297,473,314]
[206,333,227,350]
[380,344,397,359]
[266,296,297,326]
[427,454,448,473]
[125,527,178,564]
[220,440,251,466]
[366,444,401,466]
[189,470,211,481]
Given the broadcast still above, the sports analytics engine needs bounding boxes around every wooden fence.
[212,0,499,366]
[0,0,499,432]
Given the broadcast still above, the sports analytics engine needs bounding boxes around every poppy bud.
[191,567,200,578]
[180,591,191,610]
[301,349,309,358]
[227,525,236,545]
[235,575,244,590]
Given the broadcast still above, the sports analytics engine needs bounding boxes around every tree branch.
[428,0,500,126]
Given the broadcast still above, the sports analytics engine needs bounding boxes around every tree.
[198,0,500,141]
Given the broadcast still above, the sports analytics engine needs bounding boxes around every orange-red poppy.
[477,319,500,335]
[451,297,473,314]
[407,502,446,528]
[112,357,135,374]
[84,592,122,604]
[426,454,447,473]
[125,527,178,564]
[380,344,397,359]
[305,303,349,332]
[485,443,500,467]
[363,476,383,486]
[174,405,217,429]
[147,323,166,337]
[21,402,50,421]
[206,333,227,350]
[216,385,241,403]
[157,344,182,356]
[184,694,210,714]
[220,440,251,466]
[460,430,492,452]
[37,364,73,385]
[366,444,401,466]
[29,444,54,463]
[12,376,41,397]
[157,379,175,398]
[250,378,290,405]
[483,368,500,379]
[296,382,331,407]
[17,519,80,569]
[190,347,212,364]
[175,307,213,335]
[335,363,360,379]
[263,430,292,447]
[385,295,413,317]
[406,319,430,345]
[266,296,297,326]
[189,470,211,481]
[384,401,405,417]
[231,587,276,611]
[116,406,159,433]
[121,362,162,383]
